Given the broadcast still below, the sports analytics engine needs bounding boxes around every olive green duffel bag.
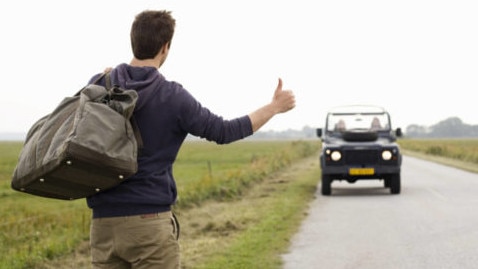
[11,72,142,200]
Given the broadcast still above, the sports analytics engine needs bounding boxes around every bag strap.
[94,72,109,85]
[104,71,144,151]
[74,72,108,97]
[105,71,113,90]
[130,116,144,152]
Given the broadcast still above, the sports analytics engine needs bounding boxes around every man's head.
[131,10,176,60]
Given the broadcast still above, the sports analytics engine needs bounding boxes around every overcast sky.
[1,0,477,134]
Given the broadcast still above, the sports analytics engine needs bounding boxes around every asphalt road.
[282,155,478,269]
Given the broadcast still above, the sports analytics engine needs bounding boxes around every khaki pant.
[90,211,180,269]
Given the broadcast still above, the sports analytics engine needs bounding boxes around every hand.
[248,78,296,132]
[272,78,295,113]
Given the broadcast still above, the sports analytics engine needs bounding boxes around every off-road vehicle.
[316,105,402,195]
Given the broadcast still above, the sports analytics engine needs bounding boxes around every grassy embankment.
[398,138,478,173]
[175,141,320,269]
[0,140,321,269]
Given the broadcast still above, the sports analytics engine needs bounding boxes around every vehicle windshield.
[326,113,390,132]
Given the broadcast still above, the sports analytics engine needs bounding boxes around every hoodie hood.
[111,63,165,111]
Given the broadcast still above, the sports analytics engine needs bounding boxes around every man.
[87,10,295,269]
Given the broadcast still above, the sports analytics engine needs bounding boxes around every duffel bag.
[11,72,141,200]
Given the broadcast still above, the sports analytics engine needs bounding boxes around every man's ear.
[161,42,170,54]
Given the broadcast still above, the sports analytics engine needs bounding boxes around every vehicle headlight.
[382,150,392,161]
[331,151,342,161]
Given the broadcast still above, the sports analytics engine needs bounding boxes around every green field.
[398,138,478,173]
[1,138,476,268]
[0,140,320,269]
[0,142,91,268]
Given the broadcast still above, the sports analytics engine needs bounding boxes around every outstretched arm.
[248,78,296,132]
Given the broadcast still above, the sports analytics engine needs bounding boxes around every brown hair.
[130,10,176,60]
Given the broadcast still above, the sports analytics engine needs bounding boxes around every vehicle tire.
[389,173,401,194]
[384,178,390,188]
[321,174,332,195]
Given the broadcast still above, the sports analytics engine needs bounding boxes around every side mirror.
[395,128,402,137]
[316,128,322,138]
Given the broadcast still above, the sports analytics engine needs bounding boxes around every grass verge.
[398,138,478,173]
[402,149,478,174]
[178,155,320,269]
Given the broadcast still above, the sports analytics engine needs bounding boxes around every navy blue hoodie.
[86,64,253,218]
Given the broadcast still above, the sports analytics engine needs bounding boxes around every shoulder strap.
[94,72,109,85]
[105,71,113,90]
[104,71,144,151]
[74,72,109,97]
[130,117,144,152]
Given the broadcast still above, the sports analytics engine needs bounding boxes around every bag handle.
[105,71,113,90]
[94,72,109,85]
[74,72,108,97]
[130,116,144,152]
[104,71,144,152]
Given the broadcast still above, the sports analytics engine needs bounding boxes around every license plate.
[349,168,375,176]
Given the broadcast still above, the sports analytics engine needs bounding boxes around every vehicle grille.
[344,149,379,165]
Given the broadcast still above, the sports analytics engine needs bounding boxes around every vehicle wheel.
[389,174,401,194]
[321,174,332,195]
[384,178,390,188]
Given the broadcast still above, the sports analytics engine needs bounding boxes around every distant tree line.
[405,117,478,138]
[251,126,317,140]
[3,117,476,141]
[251,117,478,139]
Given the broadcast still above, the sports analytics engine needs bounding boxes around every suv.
[316,105,402,195]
